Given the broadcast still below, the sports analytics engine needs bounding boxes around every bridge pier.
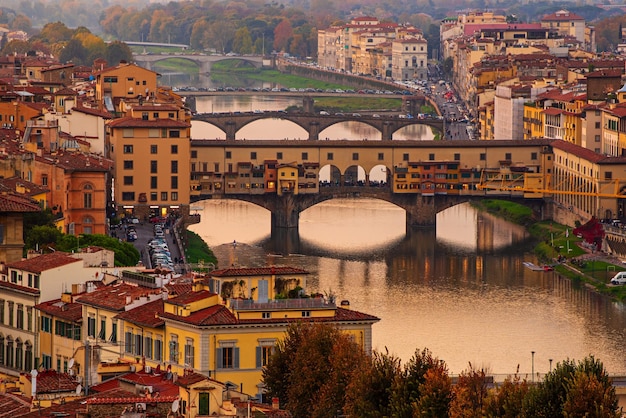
[406,195,437,227]
[269,194,301,229]
[308,122,320,140]
[382,122,394,140]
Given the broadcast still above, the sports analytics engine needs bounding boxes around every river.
[189,199,626,377]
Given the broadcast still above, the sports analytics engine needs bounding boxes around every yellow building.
[34,293,83,378]
[113,267,379,400]
[524,102,544,139]
[75,277,166,388]
[277,164,299,195]
[107,107,191,219]
[94,63,159,106]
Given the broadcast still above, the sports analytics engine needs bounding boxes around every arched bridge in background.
[133,53,264,74]
[192,112,445,140]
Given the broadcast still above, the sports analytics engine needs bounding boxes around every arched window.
[6,336,13,368]
[0,335,4,365]
[83,183,94,209]
[15,339,22,370]
[25,342,32,372]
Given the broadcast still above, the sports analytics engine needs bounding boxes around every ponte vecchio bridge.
[189,138,553,229]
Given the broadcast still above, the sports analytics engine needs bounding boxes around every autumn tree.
[273,19,293,53]
[10,14,32,33]
[414,360,453,417]
[484,370,530,418]
[263,322,368,418]
[344,348,402,417]
[390,348,442,418]
[449,363,490,418]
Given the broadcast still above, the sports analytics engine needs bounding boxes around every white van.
[610,272,626,285]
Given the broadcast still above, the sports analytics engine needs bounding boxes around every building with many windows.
[107,105,191,220]
[110,267,379,401]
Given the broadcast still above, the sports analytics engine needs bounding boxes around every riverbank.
[472,200,626,302]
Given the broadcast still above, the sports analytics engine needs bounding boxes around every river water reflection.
[189,199,626,376]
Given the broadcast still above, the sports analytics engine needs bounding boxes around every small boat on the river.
[523,261,553,272]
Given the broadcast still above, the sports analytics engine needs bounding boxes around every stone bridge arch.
[200,192,545,233]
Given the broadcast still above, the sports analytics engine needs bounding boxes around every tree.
[10,14,32,33]
[522,356,619,417]
[344,348,402,417]
[273,19,293,52]
[449,363,490,418]
[263,322,367,418]
[390,348,441,418]
[484,370,530,418]
[105,41,133,66]
[233,27,253,54]
[25,225,62,252]
[60,38,88,65]
[415,362,453,417]
[562,370,621,418]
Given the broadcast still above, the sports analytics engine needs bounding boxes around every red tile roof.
[89,370,180,398]
[543,107,564,116]
[541,10,584,21]
[108,116,189,128]
[0,280,40,295]
[160,303,379,327]
[114,298,164,327]
[26,370,79,394]
[76,283,162,311]
[39,150,114,173]
[0,192,42,213]
[0,176,48,197]
[17,388,136,418]
[72,105,114,119]
[6,252,81,273]
[35,298,83,322]
[0,392,31,416]
[167,289,215,306]
[211,266,309,277]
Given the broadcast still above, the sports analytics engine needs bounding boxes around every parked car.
[610,271,626,285]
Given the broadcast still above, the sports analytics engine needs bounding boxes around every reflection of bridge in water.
[192,112,445,140]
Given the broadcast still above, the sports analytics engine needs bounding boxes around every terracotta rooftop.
[72,104,114,119]
[167,289,215,306]
[0,192,42,213]
[114,298,164,328]
[0,392,31,417]
[17,387,136,418]
[26,370,79,394]
[0,280,40,295]
[159,303,379,327]
[0,176,48,197]
[35,298,83,322]
[76,282,162,311]
[211,266,309,277]
[89,369,180,398]
[6,252,81,274]
[38,150,114,173]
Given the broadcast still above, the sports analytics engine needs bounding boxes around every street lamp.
[531,351,535,382]
[549,358,553,372]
